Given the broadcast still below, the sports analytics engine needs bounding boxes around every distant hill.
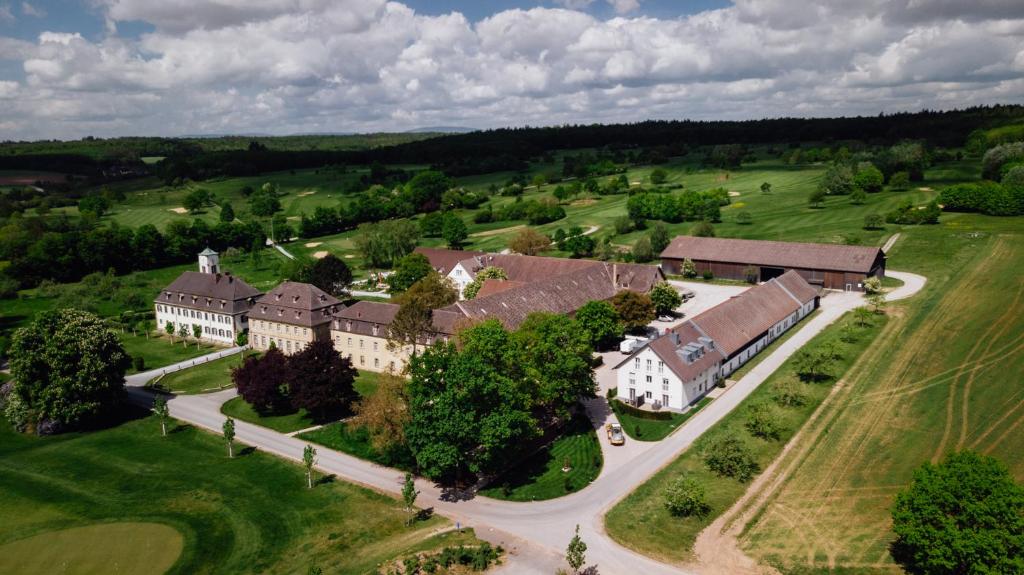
[405,126,476,134]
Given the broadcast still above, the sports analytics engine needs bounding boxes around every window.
[662,378,669,391]
[645,391,652,399]
[628,375,636,386]
[373,342,378,351]
[657,361,664,373]
[662,394,669,406]
[374,358,379,368]
[347,337,352,347]
[634,358,639,369]
[645,375,652,383]
[303,329,307,336]
[389,361,395,370]
[359,355,365,366]
[646,359,652,370]
[359,339,364,348]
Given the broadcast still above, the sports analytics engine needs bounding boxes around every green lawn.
[479,414,603,501]
[610,400,695,442]
[153,352,247,394]
[119,332,221,374]
[299,421,418,471]
[605,310,889,565]
[0,414,478,574]
[221,396,316,434]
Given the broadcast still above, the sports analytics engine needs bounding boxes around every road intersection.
[126,271,924,574]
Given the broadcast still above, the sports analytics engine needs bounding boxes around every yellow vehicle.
[606,423,625,446]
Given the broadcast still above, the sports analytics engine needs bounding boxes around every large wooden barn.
[660,236,886,291]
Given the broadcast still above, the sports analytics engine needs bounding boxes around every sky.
[0,0,1022,140]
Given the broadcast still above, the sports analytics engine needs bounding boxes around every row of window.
[166,321,232,340]
[256,335,306,353]
[340,351,396,371]
[254,320,309,337]
[633,357,665,373]
[158,305,234,324]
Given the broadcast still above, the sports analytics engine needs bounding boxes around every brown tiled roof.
[458,253,599,282]
[611,322,724,382]
[414,247,486,275]
[661,236,884,273]
[251,281,341,328]
[332,300,460,339]
[689,271,816,357]
[610,262,664,293]
[775,269,820,303]
[156,271,261,315]
[475,279,529,299]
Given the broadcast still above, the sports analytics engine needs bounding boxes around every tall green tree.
[6,309,130,432]
[388,272,458,355]
[353,220,420,269]
[892,451,1024,575]
[649,282,682,316]
[513,312,596,418]
[302,254,352,297]
[441,213,468,249]
[386,253,433,294]
[649,222,671,255]
[574,300,623,350]
[402,472,419,524]
[219,202,235,222]
[463,266,507,300]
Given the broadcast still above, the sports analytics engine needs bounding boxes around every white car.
[606,423,625,445]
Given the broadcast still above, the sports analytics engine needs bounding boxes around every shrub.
[863,213,885,230]
[889,171,911,191]
[772,378,808,408]
[133,356,145,372]
[663,477,711,518]
[702,270,714,281]
[743,265,758,284]
[863,277,882,294]
[681,258,697,278]
[612,399,674,421]
[703,434,759,482]
[745,402,784,440]
[692,221,715,237]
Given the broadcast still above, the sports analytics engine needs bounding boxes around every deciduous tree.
[664,477,711,518]
[303,254,352,297]
[892,451,1024,575]
[351,369,410,453]
[232,348,292,413]
[442,213,468,249]
[566,525,587,575]
[649,282,682,316]
[703,434,759,482]
[574,300,623,350]
[386,253,433,293]
[153,395,170,436]
[463,266,507,300]
[402,472,419,523]
[6,309,130,432]
[610,290,655,332]
[303,444,317,488]
[389,272,458,354]
[507,228,551,256]
[514,312,596,418]
[223,417,235,458]
[288,340,357,420]
[649,222,671,255]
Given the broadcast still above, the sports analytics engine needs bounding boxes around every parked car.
[606,423,625,445]
[657,314,674,322]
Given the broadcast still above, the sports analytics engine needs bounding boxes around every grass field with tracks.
[738,215,1024,574]
[0,413,479,574]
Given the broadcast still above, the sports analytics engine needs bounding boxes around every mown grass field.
[610,399,697,442]
[0,413,478,574]
[479,414,602,501]
[155,352,247,394]
[739,215,1024,574]
[605,309,889,565]
[120,332,221,374]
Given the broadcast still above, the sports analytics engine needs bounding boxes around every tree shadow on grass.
[169,423,193,435]
[315,474,336,486]
[237,446,257,457]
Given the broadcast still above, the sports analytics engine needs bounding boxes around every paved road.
[125,274,924,574]
[126,346,245,387]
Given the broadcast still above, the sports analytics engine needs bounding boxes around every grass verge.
[479,414,602,501]
[0,412,477,574]
[604,310,888,565]
[610,399,706,442]
[153,352,248,394]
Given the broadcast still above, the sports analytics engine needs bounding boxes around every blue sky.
[0,0,1021,139]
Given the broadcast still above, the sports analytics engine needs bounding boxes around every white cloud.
[607,0,640,14]
[20,2,44,17]
[0,1,1022,139]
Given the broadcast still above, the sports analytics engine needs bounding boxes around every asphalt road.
[125,272,925,574]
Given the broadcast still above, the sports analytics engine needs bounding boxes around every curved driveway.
[126,271,924,574]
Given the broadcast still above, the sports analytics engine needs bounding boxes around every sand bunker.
[344,255,355,259]
[571,199,598,206]
[312,251,330,259]
[304,242,323,248]
[298,190,317,197]
[728,191,741,197]
[168,207,188,214]
[917,187,934,192]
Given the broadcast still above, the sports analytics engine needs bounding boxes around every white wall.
[616,347,718,411]
[448,263,473,299]
[720,299,815,377]
[155,303,244,345]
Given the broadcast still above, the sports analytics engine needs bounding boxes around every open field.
[479,414,602,501]
[0,413,478,574]
[605,308,890,565]
[155,352,248,394]
[738,215,1024,574]
[120,332,222,373]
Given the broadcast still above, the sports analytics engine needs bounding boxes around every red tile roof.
[251,281,342,328]
[661,236,884,273]
[414,247,486,275]
[157,271,261,315]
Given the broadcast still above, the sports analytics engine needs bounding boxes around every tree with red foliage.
[288,339,358,420]
[232,348,292,413]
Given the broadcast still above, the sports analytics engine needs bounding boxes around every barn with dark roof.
[660,236,885,291]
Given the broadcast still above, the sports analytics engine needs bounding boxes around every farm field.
[604,306,889,565]
[0,413,479,574]
[738,214,1024,573]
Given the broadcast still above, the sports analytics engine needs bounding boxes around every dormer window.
[372,325,378,336]
[293,295,300,303]
[346,320,352,331]
[261,305,267,313]
[277,309,283,316]
[275,293,282,301]
[294,311,301,319]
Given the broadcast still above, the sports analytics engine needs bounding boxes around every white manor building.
[154,249,262,345]
[614,270,819,411]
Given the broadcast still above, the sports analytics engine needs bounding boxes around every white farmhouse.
[154,249,262,345]
[614,270,819,411]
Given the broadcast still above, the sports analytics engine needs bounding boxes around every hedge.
[611,399,675,421]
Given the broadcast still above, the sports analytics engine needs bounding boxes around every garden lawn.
[220,396,315,434]
[0,414,476,574]
[610,400,698,442]
[298,421,417,471]
[119,333,220,374]
[479,414,603,501]
[154,352,247,394]
[604,310,888,565]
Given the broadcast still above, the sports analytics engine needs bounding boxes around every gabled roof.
[332,301,463,338]
[689,271,816,356]
[612,321,725,382]
[198,247,218,257]
[413,247,486,276]
[251,281,341,328]
[661,236,884,273]
[157,271,261,314]
[458,253,599,283]
[475,279,529,299]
